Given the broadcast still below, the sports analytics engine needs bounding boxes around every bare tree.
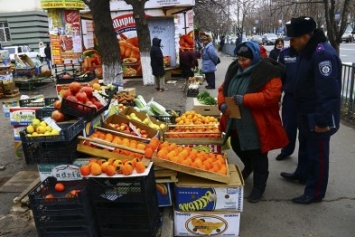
[82,0,123,85]
[123,0,154,85]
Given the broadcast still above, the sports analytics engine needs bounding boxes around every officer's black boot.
[247,172,269,203]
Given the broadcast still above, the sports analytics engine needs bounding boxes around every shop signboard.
[110,0,195,10]
[41,0,85,9]
[47,9,83,65]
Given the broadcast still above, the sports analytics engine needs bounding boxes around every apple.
[81,86,93,98]
[76,91,88,103]
[62,89,72,99]
[51,110,65,122]
[53,100,62,110]
[69,82,82,94]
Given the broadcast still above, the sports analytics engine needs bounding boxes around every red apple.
[80,86,93,98]
[63,89,72,99]
[53,100,62,110]
[69,82,82,94]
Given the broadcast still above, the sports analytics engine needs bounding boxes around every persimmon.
[54,182,65,192]
[104,133,113,142]
[137,143,146,150]
[135,161,146,173]
[91,162,102,175]
[113,159,123,167]
[105,165,116,176]
[101,161,110,173]
[45,193,55,200]
[122,164,134,175]
[116,164,123,174]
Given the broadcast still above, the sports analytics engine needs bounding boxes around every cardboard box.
[174,210,241,236]
[193,98,220,116]
[13,125,27,141]
[83,114,104,137]
[15,54,35,68]
[2,80,15,91]
[156,182,173,207]
[104,113,159,139]
[10,107,41,126]
[175,165,244,212]
[2,101,19,117]
[122,87,136,96]
[37,158,91,182]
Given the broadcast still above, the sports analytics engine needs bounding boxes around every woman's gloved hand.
[220,103,227,113]
[233,95,244,105]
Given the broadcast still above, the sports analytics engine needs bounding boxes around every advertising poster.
[112,12,175,78]
[175,9,195,51]
[47,9,82,65]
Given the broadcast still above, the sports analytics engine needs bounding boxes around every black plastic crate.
[19,97,58,107]
[187,88,199,97]
[21,137,79,164]
[29,177,99,237]
[89,167,160,236]
[56,72,95,84]
[153,110,181,124]
[19,118,84,143]
[35,108,76,121]
[61,93,111,121]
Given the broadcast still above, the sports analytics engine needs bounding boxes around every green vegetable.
[197,91,217,105]
[197,91,210,100]
[149,101,169,116]
[203,97,217,105]
[134,98,146,109]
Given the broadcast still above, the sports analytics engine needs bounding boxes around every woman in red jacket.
[217,41,288,203]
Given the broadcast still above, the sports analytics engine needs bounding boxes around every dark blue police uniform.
[278,47,299,158]
[293,29,341,200]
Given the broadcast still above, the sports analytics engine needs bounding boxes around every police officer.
[275,24,300,161]
[280,16,342,204]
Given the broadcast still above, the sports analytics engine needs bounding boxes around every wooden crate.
[152,155,230,184]
[164,124,223,145]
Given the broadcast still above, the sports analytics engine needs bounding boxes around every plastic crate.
[21,137,79,164]
[89,167,160,236]
[19,118,84,143]
[61,93,111,121]
[19,97,58,107]
[152,110,181,124]
[187,88,199,97]
[56,72,95,84]
[29,177,99,237]
[35,108,76,121]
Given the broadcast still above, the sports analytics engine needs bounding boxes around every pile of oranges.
[167,111,221,138]
[84,130,148,159]
[80,157,146,177]
[155,141,227,175]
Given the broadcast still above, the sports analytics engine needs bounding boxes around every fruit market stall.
[5,80,244,236]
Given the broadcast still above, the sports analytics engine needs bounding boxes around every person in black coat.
[150,37,166,92]
[269,38,284,61]
[44,43,52,69]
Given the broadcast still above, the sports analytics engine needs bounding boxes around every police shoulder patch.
[319,60,332,76]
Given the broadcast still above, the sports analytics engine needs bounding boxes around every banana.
[156,183,168,196]
[192,145,212,153]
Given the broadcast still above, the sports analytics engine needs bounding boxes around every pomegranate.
[69,82,82,94]
[51,110,65,122]
[76,91,88,103]
[53,100,62,110]
[80,86,93,98]
[93,101,103,110]
[62,89,72,99]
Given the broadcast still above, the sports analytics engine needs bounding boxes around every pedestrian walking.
[201,35,219,89]
[44,43,52,69]
[218,35,225,52]
[217,41,288,203]
[280,16,342,204]
[275,36,300,161]
[150,37,167,92]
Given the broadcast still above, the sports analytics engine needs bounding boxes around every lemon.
[32,118,40,127]
[51,129,60,135]
[36,126,46,134]
[40,121,47,127]
[45,126,52,132]
[44,131,51,135]
[32,132,39,136]
[26,125,35,134]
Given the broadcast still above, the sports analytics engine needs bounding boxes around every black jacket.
[44,46,51,59]
[150,38,165,76]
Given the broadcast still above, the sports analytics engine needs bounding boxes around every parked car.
[250,35,263,44]
[3,45,39,62]
[341,30,354,43]
[262,33,278,45]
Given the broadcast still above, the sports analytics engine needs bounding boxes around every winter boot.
[247,172,269,203]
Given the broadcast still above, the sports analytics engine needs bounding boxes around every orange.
[122,164,134,175]
[105,165,116,176]
[104,133,113,142]
[93,82,101,90]
[54,182,65,192]
[91,162,102,175]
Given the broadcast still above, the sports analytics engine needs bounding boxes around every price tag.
[129,122,141,137]
[43,117,62,131]
[93,91,108,106]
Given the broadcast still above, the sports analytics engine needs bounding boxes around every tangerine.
[144,147,154,159]
[54,182,65,192]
